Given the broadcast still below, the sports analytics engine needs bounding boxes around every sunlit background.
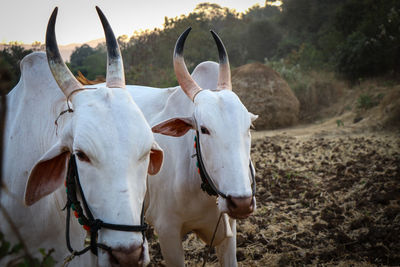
[0,0,280,45]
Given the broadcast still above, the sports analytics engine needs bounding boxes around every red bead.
[74,211,79,218]
[197,168,200,174]
[83,225,90,231]
[64,180,67,187]
[194,142,196,148]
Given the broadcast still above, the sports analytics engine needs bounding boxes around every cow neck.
[193,131,256,199]
[63,154,148,257]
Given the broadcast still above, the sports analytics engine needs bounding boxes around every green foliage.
[0,232,56,267]
[334,0,400,80]
[336,120,344,127]
[285,43,324,71]
[265,59,302,84]
[356,93,380,110]
[70,44,94,68]
[279,0,346,45]
[3,1,400,87]
[69,44,106,80]
[0,57,14,93]
[0,45,33,89]
[278,0,400,80]
[246,20,282,62]
[243,4,280,21]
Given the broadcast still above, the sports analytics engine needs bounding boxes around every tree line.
[1,0,399,90]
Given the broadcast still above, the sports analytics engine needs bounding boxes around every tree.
[0,45,33,88]
[70,44,95,69]
[334,0,400,80]
[246,20,282,62]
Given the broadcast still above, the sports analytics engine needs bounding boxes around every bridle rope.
[194,131,256,198]
[63,154,148,258]
[202,213,223,267]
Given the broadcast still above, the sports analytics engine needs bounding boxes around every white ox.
[128,28,257,266]
[0,7,163,267]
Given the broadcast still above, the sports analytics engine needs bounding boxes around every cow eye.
[76,151,90,163]
[200,126,210,135]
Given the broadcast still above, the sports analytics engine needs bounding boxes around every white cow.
[128,28,257,266]
[0,7,163,267]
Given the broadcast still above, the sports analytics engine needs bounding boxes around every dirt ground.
[146,122,400,266]
[146,83,400,266]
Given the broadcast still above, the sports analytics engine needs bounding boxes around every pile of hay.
[232,62,299,130]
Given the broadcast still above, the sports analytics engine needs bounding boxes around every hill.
[0,38,104,62]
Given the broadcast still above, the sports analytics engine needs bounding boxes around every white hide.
[0,52,156,266]
[127,61,256,266]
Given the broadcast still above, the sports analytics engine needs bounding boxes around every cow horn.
[173,27,202,101]
[46,7,83,97]
[210,30,231,90]
[96,6,125,88]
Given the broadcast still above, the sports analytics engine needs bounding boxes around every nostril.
[226,196,254,219]
[228,196,253,211]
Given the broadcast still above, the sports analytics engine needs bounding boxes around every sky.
[0,0,269,45]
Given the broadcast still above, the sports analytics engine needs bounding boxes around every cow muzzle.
[108,244,145,267]
[226,196,254,219]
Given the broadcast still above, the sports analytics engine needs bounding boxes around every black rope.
[202,213,223,267]
[64,154,148,258]
[195,131,256,198]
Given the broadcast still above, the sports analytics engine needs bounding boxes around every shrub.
[0,232,56,267]
[356,93,379,110]
[335,31,383,81]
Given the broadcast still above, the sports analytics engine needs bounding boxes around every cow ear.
[152,117,195,137]
[24,142,70,206]
[148,142,163,175]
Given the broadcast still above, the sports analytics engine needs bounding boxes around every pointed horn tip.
[95,6,113,34]
[95,6,106,18]
[49,6,58,20]
[95,6,102,15]
[174,27,192,57]
[210,30,228,63]
[46,7,59,50]
[180,27,192,39]
[210,30,222,43]
[45,5,82,95]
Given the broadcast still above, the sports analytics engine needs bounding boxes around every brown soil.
[146,125,400,266]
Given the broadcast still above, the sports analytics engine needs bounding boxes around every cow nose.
[109,244,144,267]
[227,196,254,219]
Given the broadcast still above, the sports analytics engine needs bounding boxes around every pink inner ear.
[148,148,163,175]
[152,118,193,137]
[25,151,70,206]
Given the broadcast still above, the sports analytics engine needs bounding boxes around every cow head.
[152,28,257,220]
[23,7,163,267]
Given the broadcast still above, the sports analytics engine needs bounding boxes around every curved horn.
[173,27,202,101]
[96,6,125,88]
[46,7,82,97]
[210,30,231,90]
